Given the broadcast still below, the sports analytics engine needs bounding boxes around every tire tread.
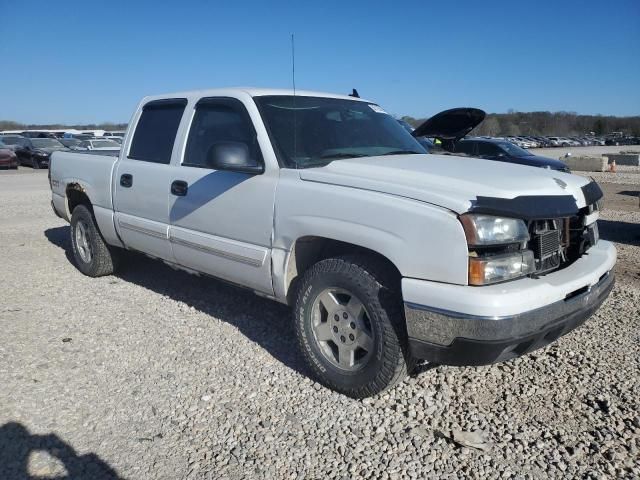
[294,254,413,398]
[70,205,119,277]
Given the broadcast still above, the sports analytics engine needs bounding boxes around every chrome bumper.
[405,270,614,365]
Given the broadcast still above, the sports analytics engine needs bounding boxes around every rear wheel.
[294,255,412,398]
[70,205,119,277]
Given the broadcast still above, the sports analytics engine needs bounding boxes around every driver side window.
[183,98,262,169]
[477,142,501,157]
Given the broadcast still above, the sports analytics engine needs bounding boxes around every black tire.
[31,156,40,169]
[70,204,119,277]
[294,255,413,398]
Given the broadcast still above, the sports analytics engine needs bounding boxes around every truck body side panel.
[50,150,124,247]
[272,169,469,300]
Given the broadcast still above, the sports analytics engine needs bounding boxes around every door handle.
[120,174,133,188]
[171,180,188,196]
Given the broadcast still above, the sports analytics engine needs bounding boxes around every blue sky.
[0,0,638,124]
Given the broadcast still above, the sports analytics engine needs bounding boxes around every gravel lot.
[1,167,638,479]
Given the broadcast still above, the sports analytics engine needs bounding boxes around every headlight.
[460,214,529,246]
[468,251,535,285]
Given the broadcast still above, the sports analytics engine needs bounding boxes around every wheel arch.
[280,235,402,306]
[65,182,93,218]
[64,181,124,248]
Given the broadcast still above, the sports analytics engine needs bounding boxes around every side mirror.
[206,142,263,174]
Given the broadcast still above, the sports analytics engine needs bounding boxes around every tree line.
[401,111,640,137]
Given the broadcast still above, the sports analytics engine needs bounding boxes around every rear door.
[167,96,277,295]
[113,98,187,261]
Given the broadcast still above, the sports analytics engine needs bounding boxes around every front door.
[168,97,277,295]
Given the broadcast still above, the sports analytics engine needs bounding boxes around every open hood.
[412,108,486,140]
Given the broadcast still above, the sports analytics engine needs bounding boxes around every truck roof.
[140,87,372,104]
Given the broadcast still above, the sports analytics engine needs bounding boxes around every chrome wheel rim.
[311,287,375,372]
[75,220,92,263]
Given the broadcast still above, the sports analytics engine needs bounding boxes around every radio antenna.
[291,33,297,166]
[291,33,296,95]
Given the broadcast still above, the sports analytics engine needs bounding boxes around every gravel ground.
[1,168,639,479]
[578,167,640,186]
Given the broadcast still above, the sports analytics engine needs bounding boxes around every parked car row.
[603,135,640,146]
[0,133,121,168]
[503,135,602,148]
[502,134,640,148]
[1,129,125,139]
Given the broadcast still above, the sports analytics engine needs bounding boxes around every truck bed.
[50,150,119,217]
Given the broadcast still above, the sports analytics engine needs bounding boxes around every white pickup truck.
[50,88,616,398]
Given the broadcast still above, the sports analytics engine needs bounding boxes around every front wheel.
[70,205,119,277]
[294,255,413,398]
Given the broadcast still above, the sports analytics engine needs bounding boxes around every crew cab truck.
[50,88,616,398]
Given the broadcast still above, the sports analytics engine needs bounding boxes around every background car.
[79,139,121,151]
[452,137,570,172]
[20,131,57,138]
[0,135,68,168]
[0,140,18,169]
[59,138,85,150]
[62,133,94,141]
[101,135,123,145]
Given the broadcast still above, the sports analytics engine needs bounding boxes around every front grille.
[527,208,598,276]
[536,229,561,259]
[530,219,563,273]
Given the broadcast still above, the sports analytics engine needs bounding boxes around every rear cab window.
[128,98,187,164]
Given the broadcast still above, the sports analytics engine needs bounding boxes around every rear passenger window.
[128,99,187,164]
[183,98,261,169]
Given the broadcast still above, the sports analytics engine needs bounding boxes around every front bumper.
[404,240,616,366]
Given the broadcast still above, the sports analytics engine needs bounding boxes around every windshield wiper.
[319,152,368,160]
[379,150,423,156]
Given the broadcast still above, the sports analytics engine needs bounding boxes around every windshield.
[1,136,27,146]
[497,141,532,157]
[254,96,425,168]
[32,138,63,148]
[61,139,81,146]
[92,140,120,148]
